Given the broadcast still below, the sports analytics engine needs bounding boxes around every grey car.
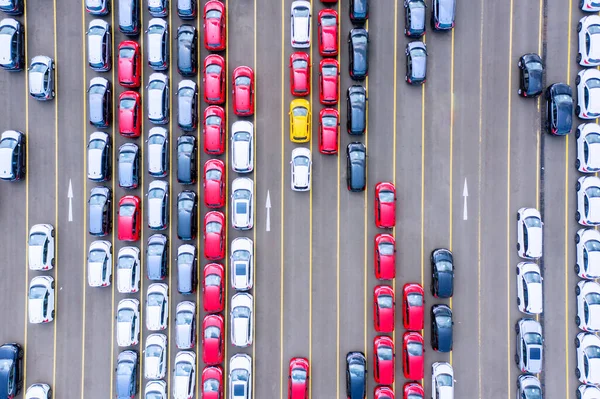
[177,191,198,240]
[405,41,427,85]
[28,55,55,100]
[148,127,169,177]
[177,135,197,185]
[87,19,111,72]
[346,142,366,192]
[147,73,169,124]
[177,244,197,294]
[88,77,111,128]
[147,234,168,280]
[115,350,138,399]
[147,18,168,71]
[118,143,139,189]
[404,0,426,37]
[177,24,197,76]
[177,80,198,131]
[515,318,543,374]
[148,0,168,17]
[516,374,542,399]
[0,17,24,71]
[346,85,367,135]
[431,0,455,30]
[88,186,112,237]
[0,129,25,181]
[175,301,196,349]
[85,0,109,15]
[148,180,169,230]
[87,131,111,182]
[177,0,196,19]
[118,0,140,35]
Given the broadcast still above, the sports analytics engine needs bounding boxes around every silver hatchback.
[147,73,169,124]
[28,55,55,100]
[87,19,111,72]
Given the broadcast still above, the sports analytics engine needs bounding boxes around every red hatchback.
[232,66,255,116]
[375,182,396,228]
[203,54,226,104]
[203,159,226,208]
[374,386,395,399]
[203,106,226,154]
[204,211,225,260]
[319,108,339,154]
[290,52,310,96]
[402,283,424,331]
[202,366,223,399]
[403,383,424,399]
[202,314,225,365]
[203,263,225,313]
[374,234,396,279]
[373,285,395,333]
[373,336,395,386]
[402,332,424,381]
[318,9,338,56]
[288,357,309,399]
[118,41,141,88]
[319,58,339,105]
[118,91,141,138]
[118,195,141,241]
[203,0,226,51]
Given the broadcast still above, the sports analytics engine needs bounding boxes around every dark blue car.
[431,248,454,298]
[348,28,369,81]
[0,343,23,398]
[431,304,453,352]
[349,0,368,24]
[345,351,366,399]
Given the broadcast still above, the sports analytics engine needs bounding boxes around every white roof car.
[230,237,253,291]
[291,1,311,48]
[290,147,311,191]
[147,18,168,71]
[147,73,169,124]
[516,207,543,259]
[173,351,196,399]
[577,332,600,386]
[148,180,169,230]
[28,223,55,271]
[579,15,600,66]
[28,276,55,324]
[116,298,140,347]
[431,362,454,399]
[582,0,600,12]
[87,240,112,287]
[578,175,600,226]
[25,383,51,399]
[87,19,111,71]
[230,293,253,347]
[144,333,167,379]
[175,301,196,349]
[146,283,169,331]
[577,228,600,279]
[578,384,600,399]
[577,123,600,173]
[516,262,543,315]
[148,126,169,177]
[516,318,543,374]
[28,55,55,100]
[516,375,542,399]
[577,280,600,332]
[87,131,110,182]
[231,121,254,173]
[0,130,23,181]
[578,68,600,119]
[229,354,252,399]
[145,380,167,399]
[231,178,254,230]
[117,246,140,293]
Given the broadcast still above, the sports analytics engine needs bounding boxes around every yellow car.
[289,99,311,143]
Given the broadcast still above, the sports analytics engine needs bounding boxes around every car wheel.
[576,212,581,222]
[51,310,55,318]
[51,258,55,266]
[576,75,581,85]
[51,90,55,97]
[51,228,55,237]
[48,389,52,399]
[576,159,581,170]
[575,264,581,274]
[517,212,521,221]
[577,53,582,64]
[516,243,521,251]
[517,88,522,95]
[18,348,23,359]
[577,180,582,190]
[576,106,581,116]
[17,381,22,390]
[515,323,520,333]
[576,285,581,295]
[578,22,583,32]
[51,280,55,289]
[575,233,581,243]
[514,353,519,365]
[516,266,520,275]
[576,368,581,379]
[577,388,582,399]
[576,316,581,326]
[576,128,581,139]
[580,0,584,8]
[516,297,521,305]
[576,336,581,347]
[517,60,522,68]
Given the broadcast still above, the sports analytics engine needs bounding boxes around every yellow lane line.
[167,4,174,393]
[79,0,87,396]
[23,0,29,391]
[391,0,398,393]
[252,0,257,396]
[279,0,285,395]
[419,26,426,390]
[506,0,514,393]
[52,0,59,389]
[195,3,201,398]
[536,0,543,207]
[477,0,484,396]
[223,0,230,398]
[335,0,341,396]
[308,0,313,396]
[109,3,117,398]
[448,27,455,367]
[138,2,145,393]
[363,20,369,361]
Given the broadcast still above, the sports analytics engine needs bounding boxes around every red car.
[319,58,339,105]
[288,357,309,399]
[203,263,225,313]
[203,54,226,104]
[374,285,395,333]
[374,234,396,279]
[402,283,424,331]
[402,332,424,380]
[202,314,225,365]
[204,211,226,260]
[403,383,424,399]
[232,66,255,116]
[203,105,226,154]
[202,366,224,399]
[118,41,141,88]
[290,52,310,96]
[373,336,395,386]
[118,91,141,138]
[374,386,395,399]
[118,195,141,241]
[318,9,338,56]
[375,182,396,228]
[203,159,226,208]
[203,0,226,51]
[319,108,339,154]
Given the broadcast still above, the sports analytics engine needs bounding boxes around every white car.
[577,176,600,226]
[516,262,543,315]
[577,228,600,280]
[230,293,253,347]
[516,207,543,259]
[230,237,253,291]
[579,15,600,66]
[231,121,254,173]
[516,375,541,399]
[577,280,600,332]
[145,380,167,399]
[582,0,600,12]
[173,351,196,399]
[432,362,454,399]
[229,354,252,399]
[148,180,169,230]
[577,68,600,119]
[175,301,196,349]
[577,123,600,173]
[146,283,169,331]
[28,55,55,101]
[28,223,55,271]
[28,276,55,324]
[231,178,254,230]
[145,333,167,379]
[117,246,141,293]
[290,147,311,192]
[87,131,111,182]
[576,332,600,386]
[116,298,140,347]
[578,384,600,399]
[516,318,543,374]
[87,240,112,287]
[148,126,169,177]
[147,18,168,71]
[291,1,311,48]
[147,73,170,125]
[25,383,51,399]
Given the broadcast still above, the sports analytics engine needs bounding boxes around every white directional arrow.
[463,178,468,221]
[265,190,271,232]
[68,179,73,222]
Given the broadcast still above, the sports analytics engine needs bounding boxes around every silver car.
[85,0,109,15]
[231,121,254,173]
[28,276,55,324]
[147,18,168,71]
[148,180,169,230]
[230,293,253,347]
[28,55,55,100]
[173,351,196,399]
[177,79,198,131]
[87,131,111,182]
[231,178,254,230]
[432,362,453,399]
[290,1,311,48]
[87,240,112,287]
[229,354,252,399]
[148,0,168,17]
[118,143,139,189]
[145,380,167,399]
[28,223,55,271]
[144,333,167,379]
[87,19,111,72]
[117,246,140,293]
[230,237,253,291]
[290,147,311,191]
[148,127,169,177]
[25,383,51,399]
[175,301,196,349]
[147,73,169,124]
[116,298,140,347]
[515,318,543,374]
[146,283,169,331]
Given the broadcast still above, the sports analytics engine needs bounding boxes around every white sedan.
[577,123,600,173]
[577,228,600,279]
[577,176,600,226]
[146,283,169,331]
[25,383,51,399]
[231,121,254,173]
[577,280,600,332]
[145,333,167,379]
[516,262,543,315]
[432,362,454,399]
[230,237,254,291]
[290,147,312,192]
[173,351,196,399]
[116,298,140,347]
[28,276,55,324]
[229,354,252,399]
[231,293,253,347]
[117,246,140,293]
[87,240,112,287]
[28,224,55,271]
[582,0,600,12]
[577,68,600,119]
[231,178,254,230]
[516,207,543,259]
[576,332,600,386]
[579,15,600,66]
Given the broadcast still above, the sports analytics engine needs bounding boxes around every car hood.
[118,269,133,292]
[410,5,425,30]
[525,227,542,257]
[148,144,164,174]
[29,246,43,268]
[525,283,543,313]
[148,255,163,279]
[294,165,310,188]
[28,299,44,323]
[233,141,250,169]
[0,148,14,178]
[88,35,103,64]
[117,322,132,345]
[412,55,426,79]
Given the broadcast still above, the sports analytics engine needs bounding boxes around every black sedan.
[348,28,369,81]
[347,85,367,135]
[177,135,197,185]
[0,343,23,398]
[345,351,366,399]
[518,53,544,98]
[346,142,367,192]
[431,304,453,352]
[177,190,198,240]
[431,248,454,298]
[545,82,573,135]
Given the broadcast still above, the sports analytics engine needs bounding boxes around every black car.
[431,304,453,352]
[404,0,426,37]
[118,143,140,189]
[346,351,366,399]
[177,24,198,77]
[115,350,138,399]
[118,0,140,36]
[0,18,24,71]
[0,343,23,398]
[177,244,198,294]
[349,0,368,25]
[518,53,544,98]
[177,191,198,240]
[346,142,366,192]
[88,77,112,128]
[0,130,25,181]
[177,0,197,19]
[177,135,197,185]
[88,186,112,236]
[405,41,427,85]
[347,85,367,135]
[431,248,454,298]
[177,80,198,131]
[348,28,369,80]
[147,234,168,280]
[0,0,23,15]
[431,0,456,31]
[545,83,573,135]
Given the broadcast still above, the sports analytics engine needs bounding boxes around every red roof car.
[319,58,339,105]
[203,0,226,51]
[290,52,310,96]
[203,159,226,208]
[402,283,424,331]
[204,211,226,260]
[202,314,225,365]
[373,336,395,386]
[202,366,223,399]
[319,108,339,154]
[203,54,226,104]
[118,91,141,138]
[118,41,141,88]
[203,105,226,154]
[203,263,225,313]
[374,234,396,279]
[288,357,309,399]
[318,9,338,56]
[232,66,255,116]
[118,195,141,241]
[375,182,396,228]
[374,285,395,333]
[374,386,395,399]
[403,383,424,399]
[402,332,424,380]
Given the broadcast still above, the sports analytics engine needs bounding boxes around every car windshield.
[587,293,600,304]
[148,293,164,306]
[146,344,162,357]
[0,138,16,149]
[119,151,136,163]
[436,260,453,272]
[321,15,336,26]
[205,274,221,286]
[179,198,194,212]
[588,78,600,89]
[206,221,222,234]
[349,150,365,161]
[147,243,163,256]
[148,80,165,91]
[293,59,308,69]
[89,249,106,263]
[378,190,394,203]
[378,242,394,256]
[291,368,306,382]
[120,98,136,110]
[322,65,337,76]
[232,306,250,318]
[233,189,251,200]
[587,187,600,198]
[89,84,105,95]
[231,369,248,382]
[407,341,423,357]
[148,24,164,34]
[523,272,541,284]
[120,204,135,217]
[206,115,221,126]
[179,87,194,98]
[118,255,135,269]
[88,26,105,35]
[29,232,46,246]
[524,332,542,345]
[587,345,600,358]
[294,156,310,166]
[322,116,337,127]
[207,9,221,19]
[528,61,543,71]
[377,294,393,308]
[206,64,222,75]
[204,325,220,339]
[235,76,251,86]
[234,132,251,142]
[175,361,192,376]
[178,253,194,264]
[377,346,393,360]
[587,240,600,252]
[0,25,15,35]
[88,139,105,150]
[555,94,572,104]
[119,47,134,58]
[412,48,426,57]
[293,107,308,117]
[408,395,423,399]
[178,142,194,154]
[0,359,12,373]
[436,315,452,328]
[206,169,222,181]
[523,387,542,399]
[89,193,105,205]
[349,364,364,378]
[30,62,47,73]
[117,360,134,375]
[117,308,134,322]
[203,378,219,392]
[524,216,541,228]
[294,6,309,17]
[148,134,165,145]
[29,285,46,299]
[148,188,164,199]
[352,35,368,45]
[407,293,423,307]
[437,374,452,387]
[177,310,193,325]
